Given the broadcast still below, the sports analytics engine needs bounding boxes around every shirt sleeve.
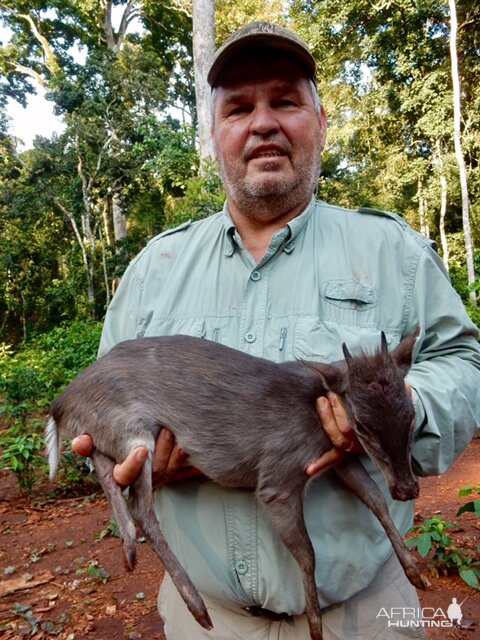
[406,244,480,476]
[97,259,144,357]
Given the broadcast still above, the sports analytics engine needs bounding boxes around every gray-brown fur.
[46,330,425,640]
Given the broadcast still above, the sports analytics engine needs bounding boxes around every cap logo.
[259,23,277,34]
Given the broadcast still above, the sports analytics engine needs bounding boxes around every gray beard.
[219,158,322,221]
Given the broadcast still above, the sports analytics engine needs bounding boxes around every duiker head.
[306,329,420,501]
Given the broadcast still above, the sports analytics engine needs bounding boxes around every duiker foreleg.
[333,459,427,589]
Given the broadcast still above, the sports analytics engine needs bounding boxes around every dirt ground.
[0,439,478,640]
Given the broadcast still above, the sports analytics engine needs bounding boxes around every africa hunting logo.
[377,597,469,629]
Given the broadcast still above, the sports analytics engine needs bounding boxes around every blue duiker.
[46,329,425,640]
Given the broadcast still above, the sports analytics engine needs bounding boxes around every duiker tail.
[45,416,60,480]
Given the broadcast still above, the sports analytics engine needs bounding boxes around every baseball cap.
[207,21,317,88]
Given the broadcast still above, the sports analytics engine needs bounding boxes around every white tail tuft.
[45,416,60,480]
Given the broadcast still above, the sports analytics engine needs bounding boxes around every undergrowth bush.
[0,320,102,408]
[407,491,480,591]
[0,320,102,492]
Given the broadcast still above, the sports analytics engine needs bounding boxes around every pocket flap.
[321,280,377,309]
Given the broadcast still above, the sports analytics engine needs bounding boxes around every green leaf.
[459,567,479,589]
[457,499,480,518]
[458,486,479,497]
[457,501,475,517]
[417,533,432,558]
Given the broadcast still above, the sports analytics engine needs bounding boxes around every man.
[73,22,480,640]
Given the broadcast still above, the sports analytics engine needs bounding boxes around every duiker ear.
[342,343,354,364]
[380,331,388,355]
[301,361,347,394]
[392,327,420,376]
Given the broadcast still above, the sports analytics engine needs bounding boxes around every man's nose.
[249,105,280,136]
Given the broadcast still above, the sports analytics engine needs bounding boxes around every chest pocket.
[293,317,396,364]
[294,279,389,364]
[321,280,377,311]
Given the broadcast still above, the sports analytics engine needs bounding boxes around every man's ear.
[301,360,347,394]
[392,327,420,376]
[318,105,327,152]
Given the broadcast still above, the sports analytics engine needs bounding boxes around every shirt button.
[235,559,249,575]
[245,332,256,343]
[250,271,261,281]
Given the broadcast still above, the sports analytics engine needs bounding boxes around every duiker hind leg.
[91,450,138,569]
[256,483,323,640]
[127,457,213,631]
[332,459,427,589]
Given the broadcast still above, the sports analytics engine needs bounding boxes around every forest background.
[0,1,479,488]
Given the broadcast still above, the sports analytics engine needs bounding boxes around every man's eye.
[227,105,251,116]
[276,99,297,108]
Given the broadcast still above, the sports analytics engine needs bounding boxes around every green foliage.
[0,320,102,492]
[1,0,479,340]
[96,516,121,540]
[54,447,96,490]
[447,237,480,323]
[76,561,110,585]
[457,486,480,519]
[165,161,225,228]
[0,320,102,407]
[0,422,46,493]
[407,515,480,589]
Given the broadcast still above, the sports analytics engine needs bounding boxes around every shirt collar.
[222,196,315,257]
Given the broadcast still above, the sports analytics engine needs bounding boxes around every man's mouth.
[253,151,285,159]
[247,145,288,161]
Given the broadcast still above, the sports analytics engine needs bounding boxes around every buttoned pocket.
[143,317,206,338]
[293,317,397,364]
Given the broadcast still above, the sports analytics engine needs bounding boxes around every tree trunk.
[192,0,216,170]
[417,178,430,238]
[112,192,128,241]
[103,0,140,53]
[102,198,113,248]
[99,226,111,308]
[433,141,449,271]
[449,0,476,304]
[439,172,449,271]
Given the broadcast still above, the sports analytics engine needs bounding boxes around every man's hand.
[150,429,202,487]
[306,392,364,477]
[306,383,413,477]
[71,429,201,489]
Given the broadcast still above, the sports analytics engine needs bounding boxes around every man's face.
[212,53,327,220]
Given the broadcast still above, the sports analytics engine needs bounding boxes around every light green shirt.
[99,198,480,611]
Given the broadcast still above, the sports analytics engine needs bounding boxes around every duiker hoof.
[122,545,137,571]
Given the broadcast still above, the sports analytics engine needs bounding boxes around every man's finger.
[306,448,346,476]
[71,434,94,457]
[327,392,353,437]
[113,447,149,488]
[316,396,349,449]
[152,428,176,476]
[166,444,189,473]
